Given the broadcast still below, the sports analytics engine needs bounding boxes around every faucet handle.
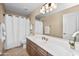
[69,39,75,49]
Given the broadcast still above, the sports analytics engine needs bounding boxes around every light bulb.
[50,7,53,11]
[40,9,43,13]
[46,9,49,13]
[45,3,48,9]
[42,11,45,14]
[42,6,45,11]
[51,3,55,7]
[40,6,45,14]
[30,24,32,30]
[53,4,57,9]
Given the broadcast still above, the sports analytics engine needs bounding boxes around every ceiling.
[36,3,79,19]
[4,3,44,16]
[4,3,79,17]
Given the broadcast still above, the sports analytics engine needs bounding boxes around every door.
[63,13,77,40]
[76,13,79,42]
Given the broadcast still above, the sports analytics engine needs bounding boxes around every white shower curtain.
[12,16,21,47]
[5,14,15,49]
[4,14,30,49]
[18,17,26,44]
[0,22,6,42]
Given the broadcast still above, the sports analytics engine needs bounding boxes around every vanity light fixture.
[40,3,57,14]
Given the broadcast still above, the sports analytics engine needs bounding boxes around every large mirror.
[35,3,79,42]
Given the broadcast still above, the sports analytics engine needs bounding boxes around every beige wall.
[0,3,5,23]
[0,3,5,54]
[29,6,42,35]
[42,5,79,38]
[42,13,63,38]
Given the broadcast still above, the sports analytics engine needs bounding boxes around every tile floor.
[3,47,29,56]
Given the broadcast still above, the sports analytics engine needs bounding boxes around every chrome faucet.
[72,31,79,42]
[42,37,48,41]
[69,31,79,49]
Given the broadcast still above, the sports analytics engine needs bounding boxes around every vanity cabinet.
[27,39,52,56]
[37,46,48,56]
[27,39,37,56]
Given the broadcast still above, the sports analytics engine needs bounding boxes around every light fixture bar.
[40,3,57,14]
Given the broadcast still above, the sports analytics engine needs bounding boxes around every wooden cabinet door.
[30,46,37,56]
[37,46,48,56]
[27,39,37,56]
[27,44,31,55]
[27,39,49,56]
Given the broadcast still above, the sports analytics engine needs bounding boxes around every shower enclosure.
[1,14,30,49]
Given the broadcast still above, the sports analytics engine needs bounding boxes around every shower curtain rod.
[3,14,25,18]
[3,14,13,16]
[3,14,6,16]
